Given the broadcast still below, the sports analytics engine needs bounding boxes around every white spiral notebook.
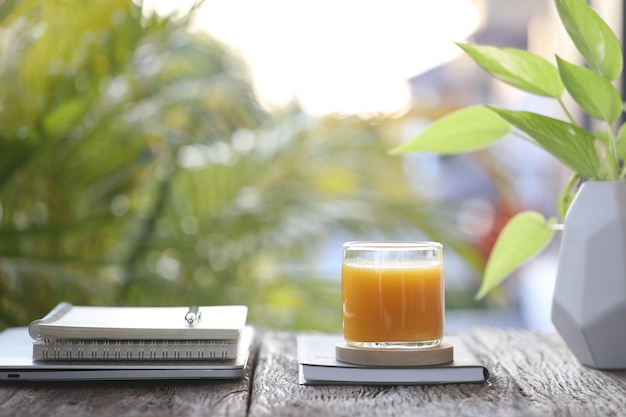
[26,302,248,362]
[32,337,238,361]
[29,302,248,340]
[0,326,255,381]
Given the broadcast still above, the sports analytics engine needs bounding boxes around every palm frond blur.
[0,0,484,331]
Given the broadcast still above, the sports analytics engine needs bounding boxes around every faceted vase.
[551,181,626,369]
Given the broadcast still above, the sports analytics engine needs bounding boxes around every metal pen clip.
[185,306,201,327]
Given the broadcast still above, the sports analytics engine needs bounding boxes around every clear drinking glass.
[342,241,444,348]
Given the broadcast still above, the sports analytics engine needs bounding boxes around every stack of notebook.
[28,302,249,361]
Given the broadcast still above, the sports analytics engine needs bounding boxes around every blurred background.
[0,0,622,332]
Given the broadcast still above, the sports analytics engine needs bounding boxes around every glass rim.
[343,241,442,250]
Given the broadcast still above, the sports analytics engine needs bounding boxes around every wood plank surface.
[248,329,626,417]
[3,329,626,416]
[0,346,257,417]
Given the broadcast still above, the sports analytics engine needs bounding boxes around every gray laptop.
[0,326,254,381]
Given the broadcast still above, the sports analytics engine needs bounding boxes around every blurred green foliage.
[0,0,484,331]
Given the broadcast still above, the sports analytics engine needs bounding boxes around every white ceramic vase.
[551,181,626,369]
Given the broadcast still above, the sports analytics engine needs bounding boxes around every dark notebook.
[298,334,489,385]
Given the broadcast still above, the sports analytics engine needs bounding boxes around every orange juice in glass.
[342,241,444,348]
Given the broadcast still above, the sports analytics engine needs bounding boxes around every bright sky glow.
[145,0,482,116]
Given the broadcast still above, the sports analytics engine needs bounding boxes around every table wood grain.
[2,329,626,417]
[249,329,626,417]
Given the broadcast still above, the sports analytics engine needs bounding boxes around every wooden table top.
[2,328,626,417]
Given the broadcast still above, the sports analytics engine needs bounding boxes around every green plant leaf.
[558,174,581,219]
[618,123,626,179]
[476,211,556,299]
[556,56,622,123]
[457,43,564,98]
[592,130,616,180]
[594,130,611,150]
[555,0,623,81]
[486,107,601,179]
[389,106,510,155]
[617,123,626,158]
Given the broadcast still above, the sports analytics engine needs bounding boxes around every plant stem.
[558,98,577,125]
[548,223,564,231]
[558,174,580,220]
[606,122,620,180]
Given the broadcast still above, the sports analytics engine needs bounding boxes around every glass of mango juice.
[342,241,444,348]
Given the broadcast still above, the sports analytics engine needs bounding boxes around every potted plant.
[391,0,626,369]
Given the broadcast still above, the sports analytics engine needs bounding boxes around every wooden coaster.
[335,342,453,366]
